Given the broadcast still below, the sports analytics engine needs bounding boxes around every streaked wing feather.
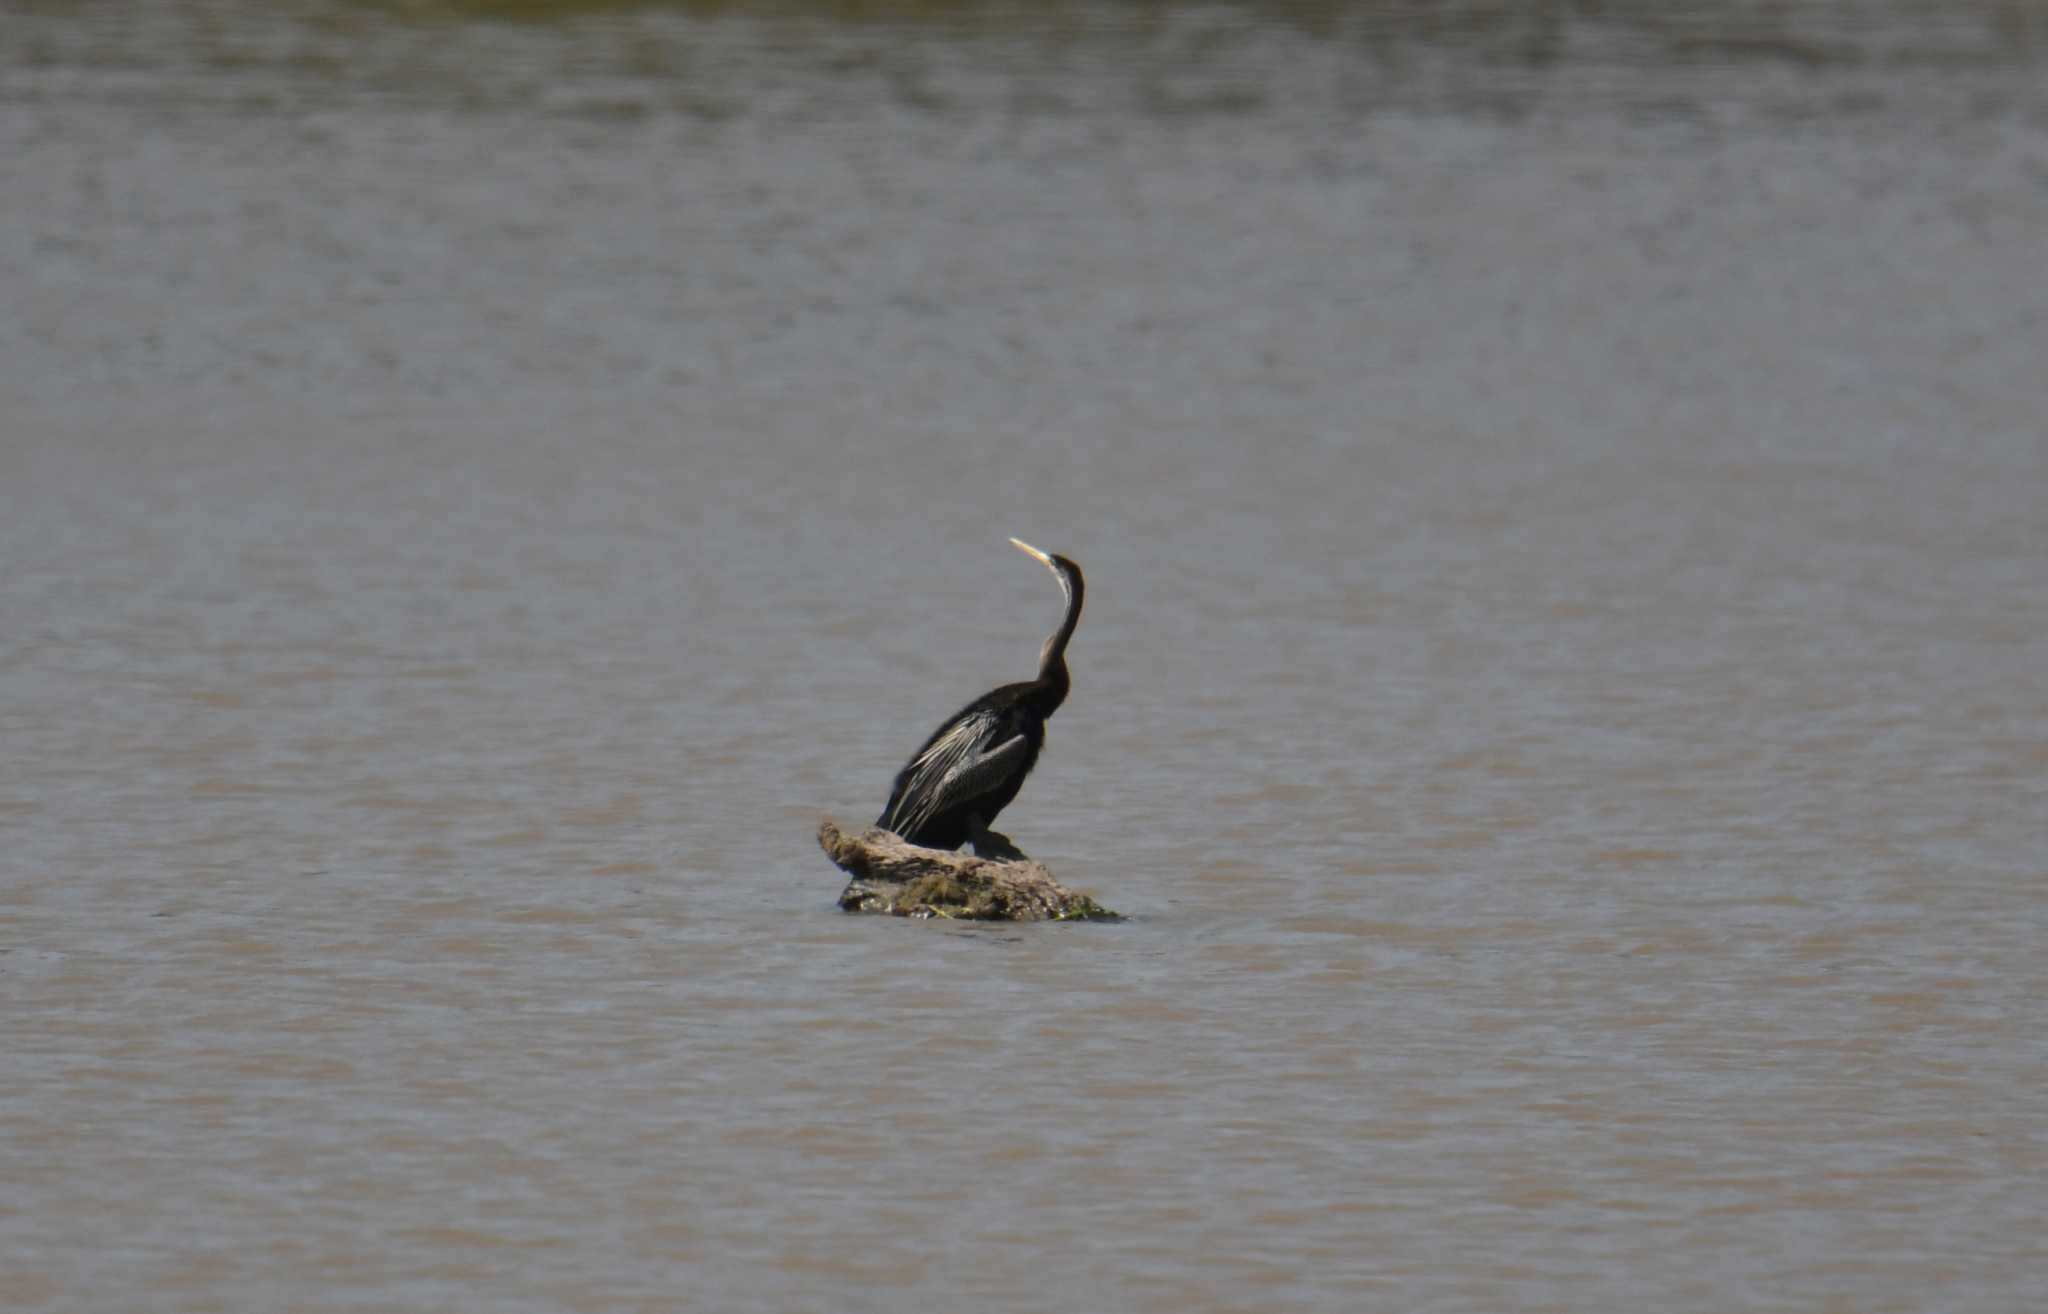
[887,709,1025,838]
[910,734,1030,834]
[881,709,995,833]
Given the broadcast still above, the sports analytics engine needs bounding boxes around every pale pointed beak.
[1009,537,1054,568]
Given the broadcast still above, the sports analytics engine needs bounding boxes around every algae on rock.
[818,819,1116,922]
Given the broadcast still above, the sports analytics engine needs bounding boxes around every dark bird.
[876,538,1085,854]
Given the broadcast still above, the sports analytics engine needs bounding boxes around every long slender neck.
[1032,564,1083,714]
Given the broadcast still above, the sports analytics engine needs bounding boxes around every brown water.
[4,2,2047,1310]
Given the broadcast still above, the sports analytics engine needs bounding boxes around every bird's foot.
[968,824,1026,861]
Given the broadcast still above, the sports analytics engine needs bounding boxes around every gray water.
[4,2,2047,1310]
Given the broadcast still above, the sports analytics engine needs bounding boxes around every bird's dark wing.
[883,708,1030,839]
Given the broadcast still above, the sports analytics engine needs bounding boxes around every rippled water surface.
[4,2,2046,1310]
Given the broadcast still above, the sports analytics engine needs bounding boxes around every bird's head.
[1009,537,1081,608]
